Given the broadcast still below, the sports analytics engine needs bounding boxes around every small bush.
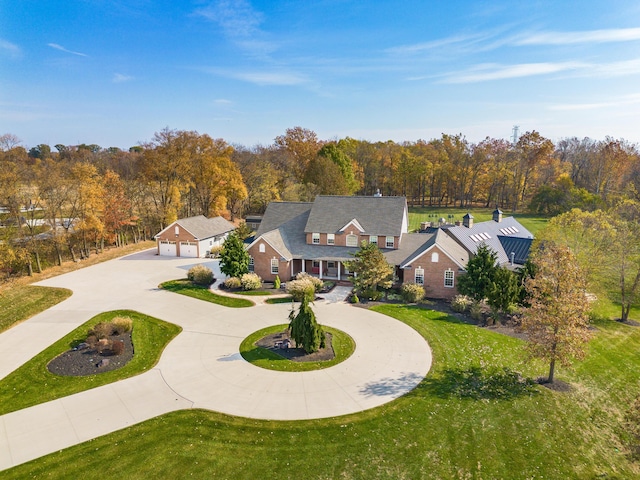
[111,340,125,356]
[295,272,323,292]
[470,301,485,322]
[362,288,383,301]
[224,277,242,289]
[350,293,359,304]
[209,245,223,257]
[286,278,316,301]
[402,283,425,303]
[187,265,214,286]
[274,275,281,289]
[89,322,115,340]
[86,334,98,347]
[111,316,133,335]
[451,295,473,313]
[96,338,113,353]
[240,272,262,290]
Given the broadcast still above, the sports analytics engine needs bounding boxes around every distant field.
[408,207,549,235]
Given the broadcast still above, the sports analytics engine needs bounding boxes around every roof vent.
[462,213,474,228]
[493,208,503,223]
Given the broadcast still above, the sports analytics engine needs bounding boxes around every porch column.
[302,259,305,273]
[291,261,294,278]
[337,261,341,280]
[319,260,323,280]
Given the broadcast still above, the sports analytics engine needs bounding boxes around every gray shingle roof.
[156,215,235,240]
[444,216,533,265]
[384,229,469,269]
[304,196,407,236]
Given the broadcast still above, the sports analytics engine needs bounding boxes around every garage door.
[180,241,198,258]
[159,240,177,256]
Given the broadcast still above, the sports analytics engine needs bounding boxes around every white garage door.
[159,240,177,256]
[180,241,198,258]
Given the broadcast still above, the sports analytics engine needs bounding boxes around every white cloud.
[233,71,308,86]
[112,73,133,83]
[47,43,88,57]
[548,93,640,111]
[516,27,640,46]
[440,61,585,84]
[0,39,21,58]
[214,99,233,105]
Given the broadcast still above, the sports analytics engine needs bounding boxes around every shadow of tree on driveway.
[420,366,538,400]
[360,372,425,397]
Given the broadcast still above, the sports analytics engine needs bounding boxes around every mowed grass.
[239,324,355,371]
[160,279,254,307]
[0,285,71,333]
[408,206,549,235]
[6,304,640,479]
[0,310,181,416]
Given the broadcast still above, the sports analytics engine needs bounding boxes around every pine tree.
[219,232,249,278]
[458,243,499,302]
[289,296,325,353]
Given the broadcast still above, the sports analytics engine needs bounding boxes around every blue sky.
[1,0,640,149]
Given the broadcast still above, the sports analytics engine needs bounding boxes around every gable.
[155,215,235,240]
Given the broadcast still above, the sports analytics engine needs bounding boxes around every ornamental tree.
[288,296,325,353]
[457,243,499,302]
[219,232,249,278]
[521,243,591,384]
[344,241,393,299]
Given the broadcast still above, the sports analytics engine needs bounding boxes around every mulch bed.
[256,330,335,362]
[47,333,134,376]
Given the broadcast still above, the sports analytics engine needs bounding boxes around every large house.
[155,215,235,258]
[246,196,533,299]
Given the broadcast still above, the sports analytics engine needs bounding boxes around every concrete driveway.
[0,249,431,470]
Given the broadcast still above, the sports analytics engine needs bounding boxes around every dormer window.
[386,236,394,248]
[369,235,378,245]
[312,232,320,244]
[327,233,335,245]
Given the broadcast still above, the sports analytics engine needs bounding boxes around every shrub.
[402,283,425,303]
[187,265,214,286]
[96,338,113,353]
[111,316,133,335]
[89,322,115,340]
[362,288,383,301]
[224,277,242,289]
[86,334,98,347]
[350,293,359,304]
[470,301,485,322]
[111,340,125,356]
[295,272,323,292]
[240,273,262,290]
[209,245,223,257]
[274,275,281,289]
[286,278,316,301]
[451,295,473,313]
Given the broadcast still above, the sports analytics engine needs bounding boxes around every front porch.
[289,258,351,281]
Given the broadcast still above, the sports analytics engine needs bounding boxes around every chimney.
[462,213,474,228]
[493,208,503,223]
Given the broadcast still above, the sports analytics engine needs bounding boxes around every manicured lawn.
[265,296,295,304]
[0,285,71,333]
[160,279,254,307]
[6,304,640,478]
[233,289,273,296]
[0,310,181,416]
[239,324,355,371]
[408,207,549,235]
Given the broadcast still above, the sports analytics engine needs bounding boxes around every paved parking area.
[0,249,431,471]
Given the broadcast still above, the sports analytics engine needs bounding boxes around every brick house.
[155,215,235,258]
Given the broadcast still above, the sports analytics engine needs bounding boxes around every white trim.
[271,258,279,274]
[444,269,455,288]
[415,267,424,285]
[312,232,320,244]
[346,234,358,247]
[327,233,335,245]
[402,244,467,271]
[339,218,365,233]
[247,235,291,261]
[385,236,394,248]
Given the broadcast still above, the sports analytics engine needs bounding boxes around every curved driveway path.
[0,250,431,470]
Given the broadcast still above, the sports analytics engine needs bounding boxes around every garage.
[159,240,177,256]
[180,241,198,258]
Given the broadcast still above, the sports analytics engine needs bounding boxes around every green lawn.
[408,206,549,235]
[0,285,72,333]
[160,279,254,307]
[0,310,181,416]
[6,304,639,479]
[239,324,355,371]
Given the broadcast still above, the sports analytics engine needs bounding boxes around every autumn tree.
[288,295,325,353]
[521,243,591,384]
[274,127,322,183]
[345,241,394,300]
[219,232,250,278]
[102,170,132,247]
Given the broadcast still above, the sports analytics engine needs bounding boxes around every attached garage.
[159,240,177,256]
[180,241,198,257]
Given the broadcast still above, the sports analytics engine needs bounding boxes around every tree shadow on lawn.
[417,366,538,401]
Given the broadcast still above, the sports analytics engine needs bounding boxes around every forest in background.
[1,127,639,278]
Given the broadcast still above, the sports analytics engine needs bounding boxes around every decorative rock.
[97,358,110,368]
[75,342,89,351]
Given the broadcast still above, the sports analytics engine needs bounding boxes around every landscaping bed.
[255,330,335,362]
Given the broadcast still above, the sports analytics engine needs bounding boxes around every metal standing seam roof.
[155,215,235,240]
[304,195,407,236]
[444,216,533,265]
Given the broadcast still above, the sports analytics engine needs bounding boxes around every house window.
[174,226,179,236]
[259,243,265,253]
[271,258,279,275]
[369,235,378,245]
[346,234,358,247]
[327,233,335,245]
[431,252,439,263]
[386,236,394,248]
[248,256,254,272]
[327,261,335,268]
[444,269,454,288]
[312,233,320,244]
[312,260,320,268]
[210,240,213,246]
[415,267,424,285]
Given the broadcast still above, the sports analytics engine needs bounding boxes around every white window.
[386,236,394,248]
[431,252,439,263]
[174,226,179,236]
[327,233,335,245]
[369,235,378,245]
[271,258,279,274]
[259,243,265,253]
[327,261,335,268]
[346,234,358,247]
[312,232,320,244]
[444,269,454,288]
[248,256,254,272]
[415,267,424,285]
